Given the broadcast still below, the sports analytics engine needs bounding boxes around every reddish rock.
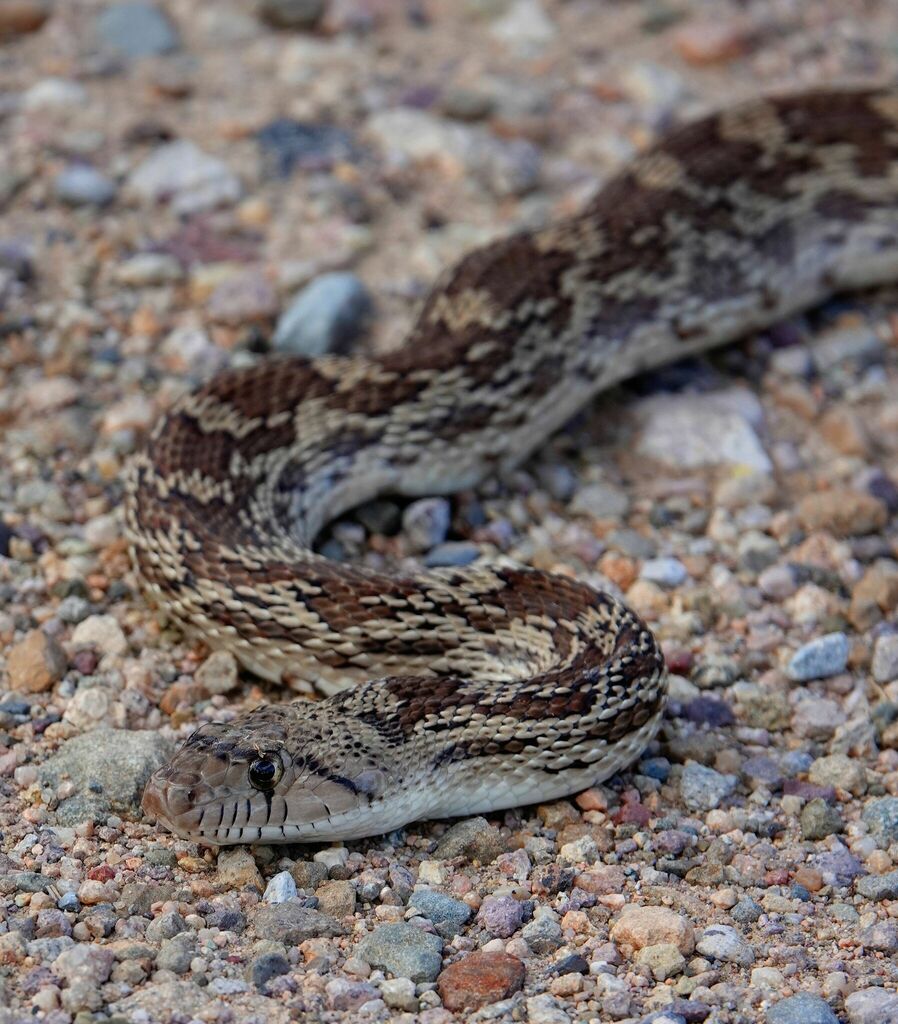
[665,648,694,674]
[87,865,115,883]
[673,20,748,65]
[0,0,50,38]
[437,952,524,1012]
[574,865,627,895]
[615,802,652,826]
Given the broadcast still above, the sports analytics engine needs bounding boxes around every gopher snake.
[132,88,898,844]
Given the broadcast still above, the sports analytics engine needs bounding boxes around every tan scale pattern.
[133,89,898,844]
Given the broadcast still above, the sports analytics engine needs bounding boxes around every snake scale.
[132,87,898,844]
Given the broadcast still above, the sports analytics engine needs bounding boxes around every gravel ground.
[2,2,898,1023]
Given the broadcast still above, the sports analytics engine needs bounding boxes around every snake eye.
[248,753,283,792]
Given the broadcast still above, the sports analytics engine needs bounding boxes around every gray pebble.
[640,556,688,588]
[56,595,92,625]
[873,635,898,683]
[730,897,762,923]
[737,531,780,573]
[570,481,629,519]
[607,528,657,559]
[116,252,184,286]
[800,798,843,841]
[402,498,451,552]
[253,902,345,943]
[759,564,798,600]
[680,762,738,812]
[786,633,849,682]
[273,272,372,357]
[526,993,571,1024]
[146,911,187,943]
[37,727,174,823]
[57,892,80,913]
[156,932,195,974]
[862,797,898,845]
[812,326,883,373]
[856,870,898,902]
[356,923,443,983]
[55,165,116,207]
[521,910,563,954]
[844,987,898,1024]
[432,816,505,861]
[695,924,754,966]
[250,951,290,990]
[861,922,898,953]
[767,993,839,1024]
[126,140,241,215]
[96,1,180,58]
[408,890,471,938]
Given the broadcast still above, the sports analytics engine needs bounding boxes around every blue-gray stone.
[424,541,480,567]
[640,556,688,588]
[730,897,762,923]
[57,892,81,913]
[356,923,442,983]
[273,272,372,357]
[257,118,359,178]
[766,993,839,1024]
[782,751,814,777]
[55,165,116,207]
[862,797,898,845]
[97,2,180,58]
[786,633,849,682]
[408,890,472,938]
[402,498,450,553]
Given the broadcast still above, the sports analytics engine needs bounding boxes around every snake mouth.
[141,770,214,841]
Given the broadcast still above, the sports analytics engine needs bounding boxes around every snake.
[130,87,898,845]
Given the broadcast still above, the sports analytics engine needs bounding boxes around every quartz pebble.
[696,924,755,966]
[786,633,849,681]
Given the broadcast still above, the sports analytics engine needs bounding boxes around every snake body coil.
[132,88,898,844]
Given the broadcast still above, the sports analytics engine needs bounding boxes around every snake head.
[141,704,396,845]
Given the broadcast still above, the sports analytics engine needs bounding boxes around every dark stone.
[205,905,246,933]
[551,953,589,975]
[257,119,360,178]
[251,951,290,990]
[682,696,735,727]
